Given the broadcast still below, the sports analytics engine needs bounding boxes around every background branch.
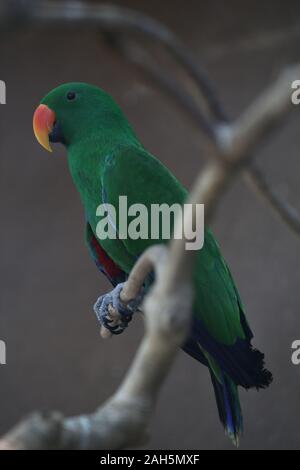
[105,34,300,235]
[110,38,300,234]
[2,1,299,236]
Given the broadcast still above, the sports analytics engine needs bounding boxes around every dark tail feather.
[210,370,243,447]
[190,316,273,389]
[224,342,273,390]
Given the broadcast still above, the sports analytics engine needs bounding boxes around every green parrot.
[33,82,272,445]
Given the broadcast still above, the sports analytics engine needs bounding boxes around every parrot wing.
[99,144,272,441]
[101,145,248,344]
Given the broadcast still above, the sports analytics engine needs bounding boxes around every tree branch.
[245,164,300,236]
[3,0,299,237]
[108,38,300,239]
[90,9,300,239]
[0,243,194,450]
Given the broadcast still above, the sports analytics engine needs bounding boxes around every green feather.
[36,82,273,443]
[41,82,248,347]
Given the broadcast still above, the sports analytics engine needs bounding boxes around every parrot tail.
[210,370,243,447]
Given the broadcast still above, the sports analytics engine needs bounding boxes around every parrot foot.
[93,282,144,336]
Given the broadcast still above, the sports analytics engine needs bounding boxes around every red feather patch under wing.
[86,223,126,286]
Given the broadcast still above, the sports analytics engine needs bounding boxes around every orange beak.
[33,104,56,152]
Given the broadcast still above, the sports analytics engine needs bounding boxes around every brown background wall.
[1,0,300,449]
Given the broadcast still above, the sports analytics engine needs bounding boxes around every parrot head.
[33,82,133,152]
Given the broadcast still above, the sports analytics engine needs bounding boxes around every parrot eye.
[66,91,77,101]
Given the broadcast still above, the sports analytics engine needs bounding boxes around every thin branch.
[27,0,225,122]
[219,67,298,159]
[113,39,216,142]
[245,164,300,236]
[111,36,300,237]
[199,23,300,60]
[155,64,300,290]
[4,1,299,236]
[0,243,194,450]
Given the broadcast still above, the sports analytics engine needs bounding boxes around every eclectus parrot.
[33,83,272,445]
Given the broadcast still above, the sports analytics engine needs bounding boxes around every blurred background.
[1,0,300,450]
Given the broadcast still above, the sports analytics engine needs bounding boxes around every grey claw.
[93,283,145,335]
[93,293,112,324]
